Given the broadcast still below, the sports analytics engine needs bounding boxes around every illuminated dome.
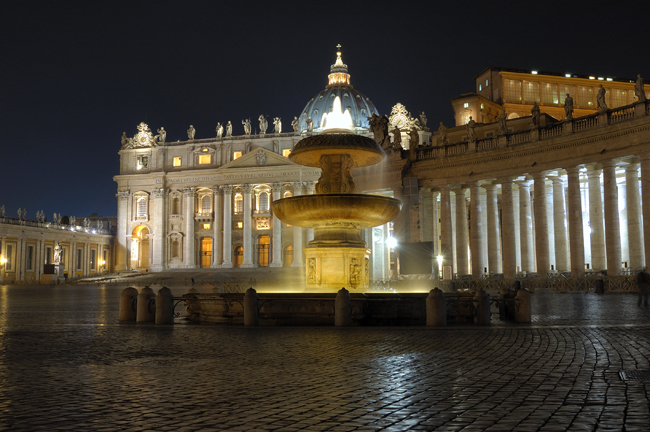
[298,46,379,134]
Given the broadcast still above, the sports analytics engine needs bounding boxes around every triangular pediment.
[219,147,299,170]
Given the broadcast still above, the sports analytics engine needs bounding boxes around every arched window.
[136,197,147,218]
[234,194,243,214]
[258,192,269,212]
[201,195,211,214]
[171,197,180,215]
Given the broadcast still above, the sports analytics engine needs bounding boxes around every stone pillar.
[439,185,454,276]
[419,188,434,242]
[452,186,469,276]
[431,190,440,266]
[183,187,196,268]
[116,191,130,271]
[291,182,304,267]
[642,154,650,270]
[550,176,569,271]
[566,166,585,276]
[545,181,556,271]
[500,178,517,278]
[602,161,622,275]
[626,163,644,269]
[533,172,550,276]
[469,182,485,277]
[241,184,255,268]
[305,182,316,243]
[221,185,233,267]
[270,183,283,267]
[587,166,606,270]
[211,186,223,268]
[151,188,167,272]
[516,180,534,273]
[483,183,501,274]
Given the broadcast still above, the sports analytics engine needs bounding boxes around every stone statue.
[216,122,223,138]
[53,242,62,265]
[531,102,541,127]
[273,117,282,134]
[22,209,27,220]
[350,258,361,287]
[243,119,252,135]
[156,127,166,144]
[498,111,508,135]
[392,126,402,148]
[437,122,448,145]
[306,116,314,132]
[120,132,129,149]
[409,127,420,148]
[635,74,646,102]
[467,116,477,141]
[291,116,299,132]
[256,150,266,166]
[226,121,232,137]
[0,205,4,217]
[84,218,90,228]
[98,220,103,230]
[187,125,196,140]
[419,112,428,129]
[597,85,608,110]
[368,113,389,147]
[564,93,574,120]
[258,115,268,134]
[70,216,76,226]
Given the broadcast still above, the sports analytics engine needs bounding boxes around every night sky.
[2,1,649,219]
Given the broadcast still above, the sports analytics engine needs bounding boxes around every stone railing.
[573,114,598,131]
[610,105,635,123]
[0,217,111,235]
[508,130,530,145]
[477,137,497,151]
[164,131,303,147]
[540,123,563,138]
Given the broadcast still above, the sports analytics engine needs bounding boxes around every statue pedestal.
[304,247,370,293]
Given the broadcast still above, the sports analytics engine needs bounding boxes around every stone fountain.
[272,97,402,292]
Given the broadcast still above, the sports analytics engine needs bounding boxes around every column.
[517,180,534,272]
[500,178,517,278]
[483,183,501,274]
[550,176,569,271]
[469,182,485,277]
[151,188,167,271]
[587,166,606,270]
[212,186,223,268]
[291,182,304,267]
[626,163,644,269]
[642,154,650,270]
[115,191,130,271]
[305,182,316,243]
[183,187,196,268]
[241,184,255,268]
[270,183,283,267]
[221,185,233,267]
[566,166,585,276]
[602,161,622,275]
[452,186,469,276]
[439,185,454,277]
[533,172,550,276]
[419,188,434,242]
[431,190,440,257]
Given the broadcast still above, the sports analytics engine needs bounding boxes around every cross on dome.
[329,44,350,86]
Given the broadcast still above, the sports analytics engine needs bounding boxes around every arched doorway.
[257,235,270,267]
[131,225,150,269]
[234,246,244,268]
[283,245,293,267]
[200,237,212,268]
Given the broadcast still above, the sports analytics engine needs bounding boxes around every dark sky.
[2,0,649,219]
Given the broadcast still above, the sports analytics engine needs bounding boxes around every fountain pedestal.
[305,247,370,292]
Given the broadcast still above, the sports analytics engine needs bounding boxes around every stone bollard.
[119,287,138,322]
[473,289,491,325]
[426,288,447,326]
[136,286,156,323]
[187,287,198,294]
[595,279,605,295]
[335,287,351,327]
[515,288,532,323]
[155,287,175,325]
[243,287,259,326]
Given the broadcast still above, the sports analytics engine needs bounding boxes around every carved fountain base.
[304,246,370,293]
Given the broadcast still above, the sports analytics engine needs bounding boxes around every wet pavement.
[0,285,649,431]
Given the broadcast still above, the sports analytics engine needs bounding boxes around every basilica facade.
[115,50,650,283]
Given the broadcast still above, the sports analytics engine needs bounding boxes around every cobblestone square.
[0,286,649,431]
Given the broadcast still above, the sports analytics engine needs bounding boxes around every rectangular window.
[463,102,469,108]
[203,223,211,229]
[45,246,52,265]
[502,79,521,101]
[541,82,558,104]
[559,85,576,104]
[485,79,489,86]
[282,149,291,157]
[522,80,540,103]
[577,86,594,106]
[233,151,242,160]
[136,197,147,218]
[478,84,482,91]
[76,249,82,270]
[236,222,243,229]
[5,244,13,271]
[480,103,484,110]
[90,250,96,270]
[198,155,211,165]
[173,157,181,167]
[26,245,34,270]
[611,88,627,108]
[103,250,108,269]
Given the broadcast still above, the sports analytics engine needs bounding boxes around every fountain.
[272,96,402,292]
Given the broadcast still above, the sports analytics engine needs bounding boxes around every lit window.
[485,79,489,86]
[481,104,484,109]
[258,192,269,211]
[479,84,482,91]
[282,149,291,157]
[233,151,242,160]
[173,157,181,167]
[463,102,469,108]
[531,71,538,75]
[236,222,243,229]
[136,197,147,218]
[203,223,211,229]
[199,155,211,165]
[234,194,243,214]
[201,195,211,213]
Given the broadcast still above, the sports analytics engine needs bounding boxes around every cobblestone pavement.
[0,286,649,431]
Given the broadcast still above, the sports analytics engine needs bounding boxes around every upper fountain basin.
[289,133,385,168]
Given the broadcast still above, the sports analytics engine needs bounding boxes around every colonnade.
[424,158,647,278]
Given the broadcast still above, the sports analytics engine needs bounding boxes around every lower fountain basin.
[271,194,402,229]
